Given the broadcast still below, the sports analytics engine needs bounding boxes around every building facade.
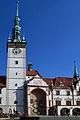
[0,1,80,116]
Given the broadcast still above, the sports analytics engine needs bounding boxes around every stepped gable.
[55,77,73,89]
[0,76,6,87]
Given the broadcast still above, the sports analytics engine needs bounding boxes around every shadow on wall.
[20,117,39,120]
[48,107,57,116]
[15,82,26,113]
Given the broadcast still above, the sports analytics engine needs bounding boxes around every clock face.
[12,48,22,55]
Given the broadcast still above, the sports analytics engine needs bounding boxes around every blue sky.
[0,0,80,78]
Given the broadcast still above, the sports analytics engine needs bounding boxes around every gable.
[27,76,48,87]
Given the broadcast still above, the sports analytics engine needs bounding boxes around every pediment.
[27,76,48,87]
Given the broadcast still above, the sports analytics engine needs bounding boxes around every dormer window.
[58,81,64,86]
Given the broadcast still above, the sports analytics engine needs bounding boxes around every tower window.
[15,61,18,64]
[15,83,17,87]
[16,73,18,75]
[14,100,18,104]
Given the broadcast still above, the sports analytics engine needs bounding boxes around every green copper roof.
[8,0,26,43]
[74,61,79,80]
[12,0,21,42]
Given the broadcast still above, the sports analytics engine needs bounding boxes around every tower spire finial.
[74,61,79,80]
[16,0,19,17]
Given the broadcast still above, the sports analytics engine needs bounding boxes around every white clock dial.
[12,48,22,55]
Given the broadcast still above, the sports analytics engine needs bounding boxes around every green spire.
[74,61,79,80]
[12,0,21,42]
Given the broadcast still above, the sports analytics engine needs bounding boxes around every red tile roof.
[26,70,75,89]
[55,77,73,89]
[26,70,39,76]
[0,76,6,87]
[43,78,54,86]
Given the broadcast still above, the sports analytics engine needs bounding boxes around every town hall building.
[0,1,80,116]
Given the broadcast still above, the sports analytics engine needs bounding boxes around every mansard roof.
[0,76,6,87]
[55,77,73,89]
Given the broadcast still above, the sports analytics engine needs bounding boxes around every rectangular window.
[56,100,61,106]
[15,61,18,64]
[66,91,70,96]
[76,101,80,106]
[56,90,60,95]
[66,101,71,106]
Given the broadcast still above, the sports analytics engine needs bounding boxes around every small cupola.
[28,61,32,71]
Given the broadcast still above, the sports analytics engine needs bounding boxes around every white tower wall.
[6,43,26,113]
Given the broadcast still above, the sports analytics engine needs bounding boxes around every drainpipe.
[51,80,54,107]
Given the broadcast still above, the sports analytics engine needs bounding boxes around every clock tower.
[6,0,26,113]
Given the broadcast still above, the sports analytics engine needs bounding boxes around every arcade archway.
[73,108,80,115]
[30,88,46,115]
[60,108,70,116]
[0,108,3,114]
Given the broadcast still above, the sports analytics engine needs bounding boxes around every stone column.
[58,107,61,116]
[70,108,73,116]
[28,94,31,116]
[46,94,49,116]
